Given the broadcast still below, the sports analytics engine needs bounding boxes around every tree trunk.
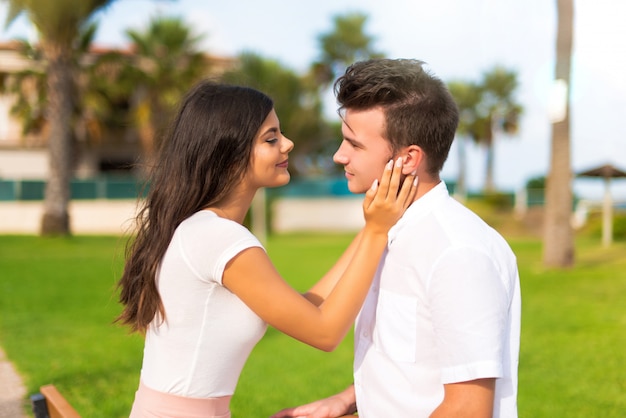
[484,140,495,193]
[40,41,74,236]
[543,0,575,267]
[133,87,158,177]
[455,136,467,200]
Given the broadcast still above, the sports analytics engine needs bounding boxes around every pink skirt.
[129,382,232,418]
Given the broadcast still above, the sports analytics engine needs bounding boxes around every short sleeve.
[176,212,265,285]
[428,247,509,383]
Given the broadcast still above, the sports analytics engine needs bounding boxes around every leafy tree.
[311,12,385,89]
[479,67,523,192]
[543,0,575,267]
[74,24,136,147]
[448,80,482,199]
[0,40,47,144]
[526,175,546,189]
[0,23,124,151]
[448,67,523,193]
[3,0,116,235]
[123,15,210,171]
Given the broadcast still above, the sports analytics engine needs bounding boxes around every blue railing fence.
[0,177,147,201]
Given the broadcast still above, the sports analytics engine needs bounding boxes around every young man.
[272,59,521,417]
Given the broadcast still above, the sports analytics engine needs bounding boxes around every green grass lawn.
[1,232,625,417]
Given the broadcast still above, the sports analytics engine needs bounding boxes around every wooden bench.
[31,384,81,418]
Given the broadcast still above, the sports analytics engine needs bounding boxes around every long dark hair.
[117,81,274,333]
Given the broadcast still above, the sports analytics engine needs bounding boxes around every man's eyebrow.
[341,119,365,148]
[343,136,365,148]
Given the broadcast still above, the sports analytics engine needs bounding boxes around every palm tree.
[448,68,522,195]
[3,0,116,235]
[0,40,47,146]
[1,23,119,150]
[543,0,575,267]
[477,67,523,193]
[123,16,210,171]
[311,12,384,90]
[448,80,482,199]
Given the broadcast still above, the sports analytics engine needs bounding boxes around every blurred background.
[0,0,624,242]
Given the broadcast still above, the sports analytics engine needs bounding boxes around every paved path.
[0,346,27,418]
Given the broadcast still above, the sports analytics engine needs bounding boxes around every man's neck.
[411,176,441,203]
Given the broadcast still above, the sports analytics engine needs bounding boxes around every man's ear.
[401,145,425,175]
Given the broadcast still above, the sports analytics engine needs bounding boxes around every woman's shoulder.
[174,211,265,279]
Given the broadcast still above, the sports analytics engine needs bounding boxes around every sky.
[1,0,625,200]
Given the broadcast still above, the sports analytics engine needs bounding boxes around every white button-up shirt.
[354,181,521,417]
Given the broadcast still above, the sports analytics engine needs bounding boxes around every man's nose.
[333,144,348,165]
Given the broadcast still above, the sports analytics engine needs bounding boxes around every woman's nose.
[282,136,294,153]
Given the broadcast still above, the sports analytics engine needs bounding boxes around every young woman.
[116,80,417,418]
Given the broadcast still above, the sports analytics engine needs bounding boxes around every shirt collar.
[388,180,450,243]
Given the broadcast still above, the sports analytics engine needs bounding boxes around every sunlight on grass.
[1,231,625,417]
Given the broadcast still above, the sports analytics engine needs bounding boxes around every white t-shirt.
[354,182,521,417]
[140,210,267,398]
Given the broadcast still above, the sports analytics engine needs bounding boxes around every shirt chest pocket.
[374,289,418,363]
